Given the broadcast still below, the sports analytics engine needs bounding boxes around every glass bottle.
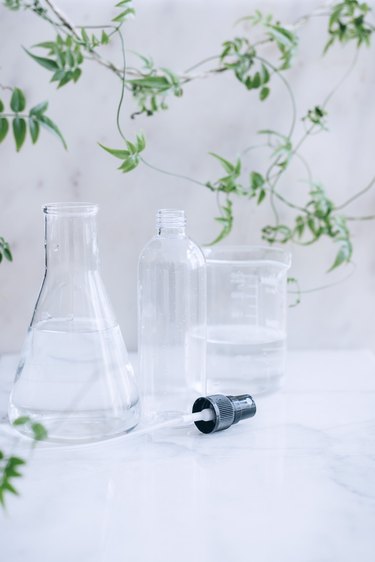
[138,209,206,415]
[9,203,140,443]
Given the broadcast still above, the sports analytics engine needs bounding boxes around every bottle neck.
[156,209,186,238]
[44,204,99,271]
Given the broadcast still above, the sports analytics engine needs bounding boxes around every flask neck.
[44,203,99,271]
[156,209,186,238]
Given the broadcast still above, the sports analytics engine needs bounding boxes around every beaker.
[204,246,291,396]
[9,203,140,443]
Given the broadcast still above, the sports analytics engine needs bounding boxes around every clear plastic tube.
[138,209,207,415]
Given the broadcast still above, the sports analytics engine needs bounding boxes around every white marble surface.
[1,350,375,562]
[1,0,375,353]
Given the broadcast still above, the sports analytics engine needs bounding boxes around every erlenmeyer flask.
[9,203,140,443]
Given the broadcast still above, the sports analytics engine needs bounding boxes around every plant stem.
[337,175,375,210]
[140,157,208,188]
[44,0,80,38]
[115,27,127,142]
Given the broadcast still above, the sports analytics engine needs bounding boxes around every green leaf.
[51,69,66,83]
[29,101,48,117]
[13,416,31,426]
[101,30,109,45]
[257,189,266,204]
[38,115,67,149]
[328,245,351,271]
[66,50,75,67]
[250,171,265,189]
[81,28,90,44]
[10,88,26,113]
[57,71,73,88]
[34,41,58,50]
[7,456,26,466]
[29,118,40,144]
[136,133,146,152]
[129,76,170,89]
[23,48,59,72]
[31,422,48,441]
[126,139,137,153]
[72,68,82,83]
[260,86,270,101]
[252,72,261,88]
[209,152,235,174]
[0,118,9,143]
[98,143,130,159]
[0,99,4,113]
[3,482,19,496]
[261,63,270,83]
[112,7,135,23]
[3,247,12,261]
[118,157,139,172]
[12,117,26,151]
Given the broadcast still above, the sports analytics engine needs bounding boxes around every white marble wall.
[0,0,375,352]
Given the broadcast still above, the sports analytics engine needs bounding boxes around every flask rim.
[43,202,98,216]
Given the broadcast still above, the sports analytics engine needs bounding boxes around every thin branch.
[140,157,207,188]
[345,214,375,221]
[44,0,80,39]
[288,262,356,295]
[336,175,375,210]
[115,27,127,141]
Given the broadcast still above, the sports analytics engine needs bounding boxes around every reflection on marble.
[1,350,375,562]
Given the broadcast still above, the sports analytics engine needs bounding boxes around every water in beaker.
[204,246,291,396]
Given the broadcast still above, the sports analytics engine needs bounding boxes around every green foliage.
[99,132,146,172]
[258,129,293,170]
[266,22,299,70]
[0,88,66,150]
[12,116,26,151]
[0,452,25,508]
[211,198,234,244]
[220,38,271,100]
[249,171,266,204]
[25,34,84,88]
[287,276,301,307]
[0,236,13,263]
[262,184,353,271]
[0,417,47,508]
[129,66,183,118]
[206,152,243,194]
[113,0,135,23]
[239,11,299,70]
[303,105,328,129]
[12,415,48,441]
[325,0,373,52]
[10,87,26,112]
[3,0,22,10]
[2,0,374,278]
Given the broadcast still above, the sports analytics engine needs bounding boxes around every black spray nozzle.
[192,394,256,434]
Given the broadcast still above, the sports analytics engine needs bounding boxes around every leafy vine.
[1,0,374,272]
[1,0,375,507]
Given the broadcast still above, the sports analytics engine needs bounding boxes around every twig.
[44,0,80,39]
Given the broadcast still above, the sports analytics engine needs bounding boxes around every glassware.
[138,209,206,415]
[204,246,291,396]
[9,203,140,443]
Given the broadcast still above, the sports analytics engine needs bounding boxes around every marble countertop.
[1,350,375,562]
